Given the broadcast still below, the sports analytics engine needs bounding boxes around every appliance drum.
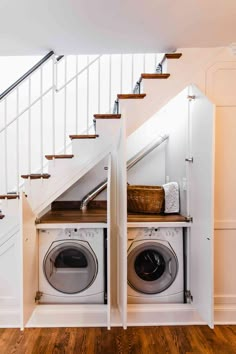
[43,241,98,294]
[128,241,178,294]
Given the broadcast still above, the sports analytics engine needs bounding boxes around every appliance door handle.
[49,259,54,277]
[168,259,172,276]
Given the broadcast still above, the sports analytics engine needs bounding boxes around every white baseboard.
[0,308,20,328]
[214,295,236,305]
[214,304,236,324]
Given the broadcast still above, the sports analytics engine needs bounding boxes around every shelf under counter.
[127,213,191,228]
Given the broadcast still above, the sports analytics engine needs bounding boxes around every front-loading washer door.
[44,241,98,294]
[128,241,178,294]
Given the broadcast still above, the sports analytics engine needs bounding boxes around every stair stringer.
[25,119,121,215]
[123,47,225,136]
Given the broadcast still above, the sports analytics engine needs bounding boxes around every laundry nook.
[3,48,236,333]
[10,77,213,330]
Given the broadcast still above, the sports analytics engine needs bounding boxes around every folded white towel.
[162,182,179,213]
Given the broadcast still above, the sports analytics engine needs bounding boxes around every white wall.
[57,157,108,201]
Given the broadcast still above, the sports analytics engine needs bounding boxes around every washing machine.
[38,228,105,304]
[128,227,184,304]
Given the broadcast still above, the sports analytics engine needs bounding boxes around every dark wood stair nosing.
[93,114,121,119]
[0,194,20,200]
[117,93,146,100]
[165,53,182,59]
[69,134,99,140]
[141,73,170,79]
[45,154,74,160]
[21,173,51,180]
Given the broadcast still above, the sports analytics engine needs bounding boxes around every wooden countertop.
[38,208,187,225]
[37,208,107,224]
[127,213,187,223]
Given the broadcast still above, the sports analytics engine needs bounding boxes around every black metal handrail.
[0,50,55,101]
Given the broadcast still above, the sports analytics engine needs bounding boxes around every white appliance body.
[128,227,184,304]
[39,228,105,304]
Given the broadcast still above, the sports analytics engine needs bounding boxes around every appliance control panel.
[64,228,103,240]
[128,227,182,240]
[40,228,103,241]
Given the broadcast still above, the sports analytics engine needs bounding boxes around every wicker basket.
[127,185,164,214]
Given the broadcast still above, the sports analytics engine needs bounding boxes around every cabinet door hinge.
[35,291,43,302]
[187,95,196,101]
[185,157,193,163]
[185,216,193,223]
[35,218,40,225]
[185,290,193,303]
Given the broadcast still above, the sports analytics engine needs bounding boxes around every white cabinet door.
[107,153,112,329]
[188,85,215,328]
[19,192,38,329]
[116,116,127,329]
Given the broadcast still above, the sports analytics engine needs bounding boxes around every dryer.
[38,228,105,304]
[128,227,184,304]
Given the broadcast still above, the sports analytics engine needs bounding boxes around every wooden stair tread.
[69,134,99,140]
[141,73,170,79]
[165,53,182,59]
[0,194,19,199]
[117,93,146,99]
[21,173,51,179]
[128,213,187,223]
[45,154,74,160]
[93,114,121,119]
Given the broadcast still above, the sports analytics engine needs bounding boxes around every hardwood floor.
[0,326,236,354]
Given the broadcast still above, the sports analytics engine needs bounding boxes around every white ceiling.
[0,0,236,55]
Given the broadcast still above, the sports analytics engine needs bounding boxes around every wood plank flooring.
[0,326,236,354]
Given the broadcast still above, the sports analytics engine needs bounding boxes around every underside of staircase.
[0,47,225,235]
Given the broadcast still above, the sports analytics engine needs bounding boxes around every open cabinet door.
[189,85,215,328]
[19,192,38,329]
[107,153,112,329]
[116,117,127,329]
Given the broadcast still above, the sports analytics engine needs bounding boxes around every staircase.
[0,47,224,238]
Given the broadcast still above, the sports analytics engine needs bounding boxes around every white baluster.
[28,77,31,174]
[52,57,55,155]
[87,55,89,134]
[76,56,78,134]
[120,54,123,94]
[131,54,134,92]
[16,88,19,193]
[64,57,67,153]
[109,55,112,110]
[98,57,101,114]
[4,99,8,193]
[40,67,43,173]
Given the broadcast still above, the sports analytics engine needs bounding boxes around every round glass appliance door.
[128,241,178,294]
[44,241,98,294]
